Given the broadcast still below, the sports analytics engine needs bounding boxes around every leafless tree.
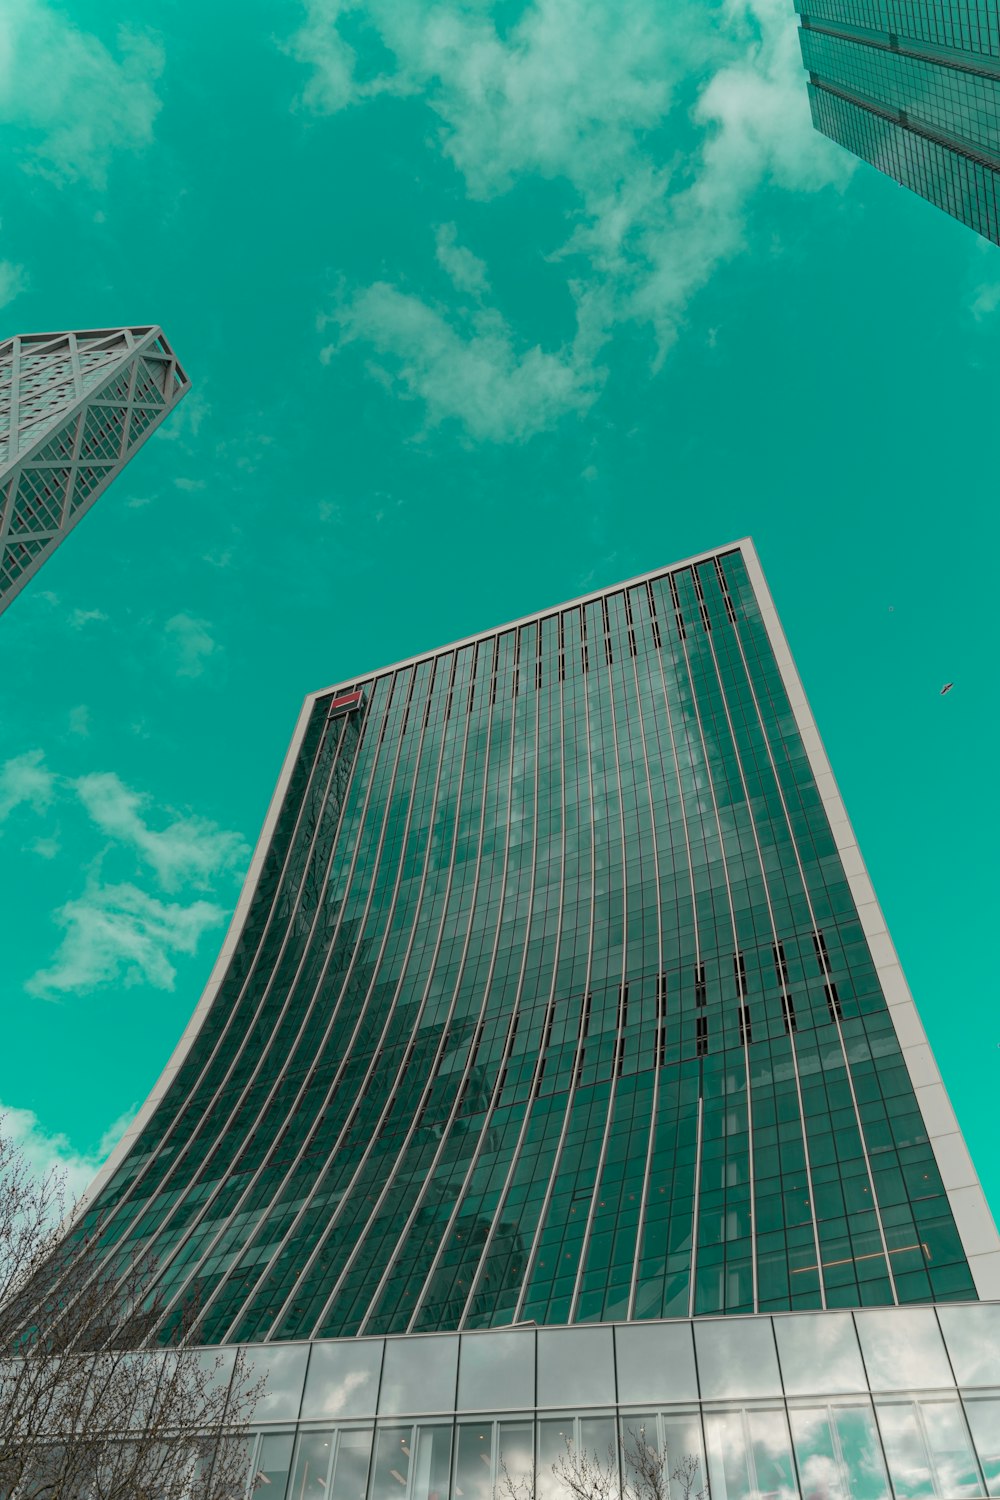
[0,1124,264,1499]
[499,1425,708,1500]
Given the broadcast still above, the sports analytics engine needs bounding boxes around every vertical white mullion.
[282,664,455,1335]
[568,610,630,1324]
[695,568,827,1310]
[688,1096,705,1319]
[670,572,756,1312]
[243,667,432,1340]
[402,643,522,1332]
[625,606,666,1320]
[448,640,545,1327]
[511,612,598,1325]
[309,656,475,1324]
[732,548,899,1305]
[644,588,704,1321]
[147,689,402,1342]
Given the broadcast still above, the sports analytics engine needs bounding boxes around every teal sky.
[1,0,998,1222]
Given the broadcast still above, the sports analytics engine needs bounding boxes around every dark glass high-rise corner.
[793,0,1000,243]
[70,541,998,1353]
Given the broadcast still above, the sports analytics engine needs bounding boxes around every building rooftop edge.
[306,535,756,706]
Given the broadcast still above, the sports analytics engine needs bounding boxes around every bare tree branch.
[0,1121,264,1498]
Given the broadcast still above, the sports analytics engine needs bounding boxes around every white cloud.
[0,259,26,308]
[163,611,220,678]
[0,1100,135,1202]
[328,280,603,441]
[28,835,60,859]
[68,704,91,737]
[73,770,248,891]
[26,881,225,998]
[69,606,108,630]
[970,281,1000,321]
[0,749,55,821]
[294,0,851,429]
[435,222,490,296]
[0,2,164,187]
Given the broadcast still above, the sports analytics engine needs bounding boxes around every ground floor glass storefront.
[234,1305,1000,1498]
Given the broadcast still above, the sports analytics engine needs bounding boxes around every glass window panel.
[411,1422,453,1500]
[704,1410,753,1500]
[920,1398,982,1498]
[938,1305,1000,1388]
[458,1331,534,1411]
[876,1402,933,1499]
[302,1338,384,1419]
[615,1321,698,1404]
[695,1319,782,1399]
[537,1417,580,1500]
[334,1428,376,1500]
[963,1396,1000,1497]
[255,1431,295,1497]
[498,1421,534,1493]
[619,1410,705,1500]
[250,1343,310,1421]
[292,1430,338,1499]
[775,1314,868,1397]
[789,1403,889,1500]
[747,1408,799,1500]
[454,1423,495,1500]
[380,1336,459,1415]
[371,1425,413,1500]
[580,1416,616,1464]
[537,1327,615,1407]
[856,1311,952,1393]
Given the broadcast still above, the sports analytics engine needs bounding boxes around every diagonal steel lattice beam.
[0,325,190,615]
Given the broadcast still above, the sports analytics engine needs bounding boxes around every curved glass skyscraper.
[67,541,1000,1496]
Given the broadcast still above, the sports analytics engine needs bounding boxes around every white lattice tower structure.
[0,326,189,613]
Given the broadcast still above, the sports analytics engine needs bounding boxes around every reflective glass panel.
[963,1396,1000,1496]
[615,1321,698,1404]
[855,1311,952,1393]
[920,1399,981,1498]
[938,1305,1000,1388]
[619,1409,705,1500]
[537,1416,617,1500]
[454,1422,495,1500]
[498,1420,534,1493]
[334,1428,376,1500]
[380,1336,458,1415]
[255,1431,295,1497]
[458,1331,534,1411]
[292,1430,338,1498]
[704,1407,799,1500]
[789,1403,889,1500]
[251,1343,309,1421]
[537,1327,615,1407]
[412,1422,453,1500]
[371,1425,414,1500]
[875,1396,981,1499]
[695,1319,782,1399]
[302,1339,384,1419]
[289,1427,374,1500]
[775,1314,868,1397]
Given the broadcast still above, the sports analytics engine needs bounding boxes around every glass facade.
[793,1,1000,243]
[66,542,996,1352]
[214,1305,1000,1499]
[0,327,189,614]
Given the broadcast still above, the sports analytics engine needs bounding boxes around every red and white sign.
[328,689,363,716]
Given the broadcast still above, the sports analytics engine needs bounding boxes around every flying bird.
[940,683,954,695]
